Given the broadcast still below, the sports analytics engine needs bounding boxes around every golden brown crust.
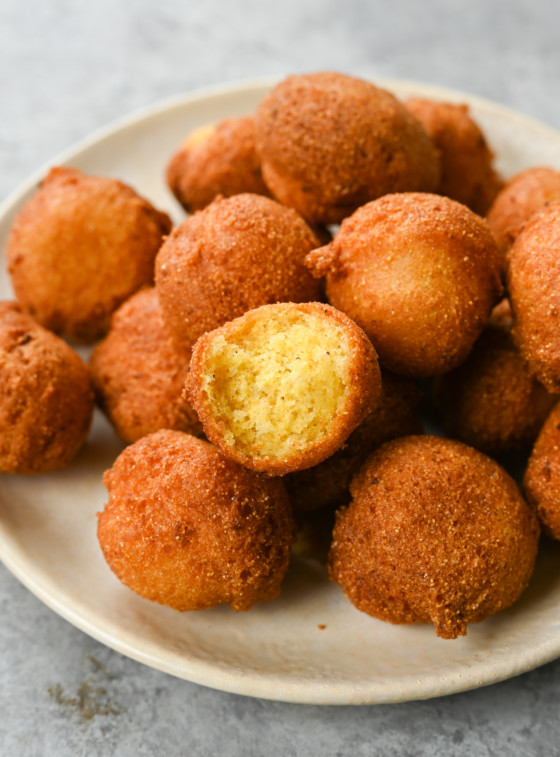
[306,192,502,378]
[155,193,322,349]
[329,435,540,639]
[524,402,560,540]
[89,288,202,443]
[166,116,270,212]
[0,301,94,473]
[508,201,560,392]
[7,167,172,343]
[98,430,295,611]
[255,72,440,225]
[406,98,503,215]
[186,302,381,476]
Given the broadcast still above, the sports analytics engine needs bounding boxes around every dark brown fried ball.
[7,167,172,343]
[89,288,202,443]
[329,435,540,639]
[255,72,440,225]
[166,116,270,213]
[285,372,423,512]
[508,201,560,392]
[524,402,560,540]
[0,301,93,473]
[486,167,560,262]
[98,430,295,611]
[155,193,322,349]
[406,98,503,215]
[306,192,502,378]
[186,302,381,476]
[434,325,555,456]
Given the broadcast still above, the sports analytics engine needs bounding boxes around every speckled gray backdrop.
[1,1,560,755]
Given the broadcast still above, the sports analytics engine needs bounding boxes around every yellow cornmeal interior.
[203,310,350,459]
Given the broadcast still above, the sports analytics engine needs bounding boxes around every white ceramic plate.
[2,78,560,706]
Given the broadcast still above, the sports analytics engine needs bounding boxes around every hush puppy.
[329,436,540,639]
[89,288,202,443]
[524,402,560,540]
[186,302,381,476]
[255,72,440,225]
[8,167,172,343]
[98,430,295,611]
[306,192,502,378]
[0,302,93,473]
[155,193,321,349]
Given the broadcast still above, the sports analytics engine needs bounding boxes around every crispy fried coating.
[255,72,440,225]
[7,167,172,343]
[524,402,560,540]
[329,435,540,639]
[285,372,423,512]
[306,192,502,378]
[166,116,270,212]
[155,193,322,349]
[487,167,560,262]
[98,430,295,611]
[0,301,93,473]
[186,302,381,476]
[89,288,202,443]
[435,325,555,456]
[406,98,503,215]
[508,201,560,392]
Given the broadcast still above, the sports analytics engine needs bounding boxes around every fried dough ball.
[7,167,172,343]
[186,302,381,476]
[508,201,560,392]
[487,167,560,261]
[524,402,560,540]
[435,325,555,456]
[166,116,270,212]
[98,430,295,611]
[255,72,440,225]
[155,193,322,349]
[0,302,93,473]
[306,192,502,378]
[89,288,202,443]
[285,372,423,512]
[329,436,540,639]
[406,98,503,215]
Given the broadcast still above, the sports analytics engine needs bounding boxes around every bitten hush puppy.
[0,302,93,474]
[329,436,540,639]
[255,72,440,225]
[89,288,202,443]
[98,430,295,611]
[8,167,172,343]
[524,402,560,540]
[166,116,270,212]
[155,193,322,349]
[186,302,381,476]
[306,193,502,378]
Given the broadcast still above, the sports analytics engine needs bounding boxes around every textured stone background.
[1,1,560,754]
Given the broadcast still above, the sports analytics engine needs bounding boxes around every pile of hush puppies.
[3,71,560,640]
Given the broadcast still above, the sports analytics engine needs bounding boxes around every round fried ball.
[7,167,172,343]
[329,435,540,639]
[155,193,322,349]
[186,302,381,476]
[98,430,295,611]
[524,402,560,540]
[434,325,555,456]
[89,288,202,443]
[487,166,560,261]
[508,201,560,392]
[406,98,503,215]
[0,301,94,473]
[306,192,502,378]
[166,116,270,212]
[255,72,440,225]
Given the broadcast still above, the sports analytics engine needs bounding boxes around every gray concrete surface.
[2,1,560,754]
